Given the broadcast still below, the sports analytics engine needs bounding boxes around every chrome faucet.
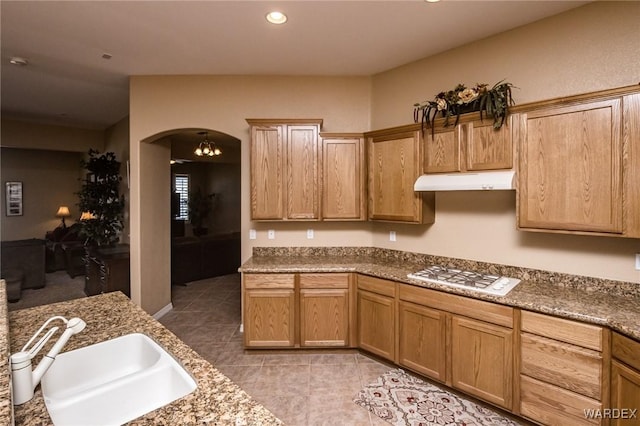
[10,315,86,405]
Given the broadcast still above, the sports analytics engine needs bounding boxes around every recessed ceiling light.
[425,0,441,2]
[266,11,287,25]
[9,57,28,66]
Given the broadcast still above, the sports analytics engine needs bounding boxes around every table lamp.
[56,206,71,228]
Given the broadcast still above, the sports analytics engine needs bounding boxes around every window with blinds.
[174,174,189,220]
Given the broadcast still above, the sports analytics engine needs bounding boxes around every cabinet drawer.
[612,332,640,371]
[399,284,513,328]
[521,310,603,351]
[520,375,601,426]
[521,332,602,400]
[244,273,295,289]
[299,273,349,289]
[357,274,396,297]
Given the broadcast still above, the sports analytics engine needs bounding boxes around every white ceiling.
[1,0,588,130]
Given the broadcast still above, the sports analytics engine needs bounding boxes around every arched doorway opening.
[167,129,242,286]
[136,127,241,315]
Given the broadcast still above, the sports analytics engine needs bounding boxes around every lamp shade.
[56,206,71,217]
[80,211,96,220]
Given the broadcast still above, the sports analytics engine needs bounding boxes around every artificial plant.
[77,149,125,246]
[413,80,516,138]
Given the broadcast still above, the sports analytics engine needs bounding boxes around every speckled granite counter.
[0,280,12,426]
[5,292,282,426]
[240,247,640,342]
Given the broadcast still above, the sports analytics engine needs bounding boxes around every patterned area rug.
[354,369,521,426]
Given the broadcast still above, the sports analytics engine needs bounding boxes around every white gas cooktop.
[407,265,521,296]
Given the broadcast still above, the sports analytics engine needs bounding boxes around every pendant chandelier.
[194,131,222,157]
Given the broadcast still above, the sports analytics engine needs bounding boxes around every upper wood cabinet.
[365,125,435,223]
[248,119,322,221]
[425,115,514,174]
[517,89,640,237]
[320,133,366,221]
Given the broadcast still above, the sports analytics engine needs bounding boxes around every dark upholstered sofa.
[1,239,46,290]
[45,223,83,273]
[171,232,240,285]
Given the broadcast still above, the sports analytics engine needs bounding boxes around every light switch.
[267,230,275,240]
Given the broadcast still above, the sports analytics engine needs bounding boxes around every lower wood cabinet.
[451,315,513,410]
[243,273,296,347]
[519,310,607,425]
[243,272,352,348]
[242,271,639,426]
[398,300,446,382]
[299,273,350,347]
[397,282,514,410]
[357,275,396,361]
[611,332,640,425]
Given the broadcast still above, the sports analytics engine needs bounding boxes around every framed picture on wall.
[5,181,23,216]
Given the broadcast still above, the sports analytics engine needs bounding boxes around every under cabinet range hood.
[414,170,516,192]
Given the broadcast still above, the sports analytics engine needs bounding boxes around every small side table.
[85,244,130,297]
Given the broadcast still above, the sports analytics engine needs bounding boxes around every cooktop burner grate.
[407,265,521,296]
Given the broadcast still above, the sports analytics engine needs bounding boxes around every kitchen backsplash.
[252,246,640,298]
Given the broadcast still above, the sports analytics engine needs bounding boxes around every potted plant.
[413,80,516,138]
[77,149,125,246]
[188,188,215,237]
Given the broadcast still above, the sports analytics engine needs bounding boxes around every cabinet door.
[424,126,461,173]
[250,124,284,220]
[287,125,320,219]
[357,289,395,361]
[244,289,295,347]
[451,316,513,410]
[611,360,640,425]
[243,274,296,348]
[300,288,349,347]
[321,135,365,220]
[518,99,623,234]
[398,301,446,382]
[464,118,513,171]
[368,130,434,223]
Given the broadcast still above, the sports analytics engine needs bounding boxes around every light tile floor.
[158,274,524,426]
[158,273,391,425]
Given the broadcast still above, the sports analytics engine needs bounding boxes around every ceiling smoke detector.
[10,57,28,66]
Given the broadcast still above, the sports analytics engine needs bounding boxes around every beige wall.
[1,148,84,240]
[104,117,130,244]
[1,119,103,152]
[129,75,372,314]
[370,1,640,283]
[130,2,639,314]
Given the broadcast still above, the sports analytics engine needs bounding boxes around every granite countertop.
[0,281,11,426]
[239,247,640,342]
[4,291,283,426]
